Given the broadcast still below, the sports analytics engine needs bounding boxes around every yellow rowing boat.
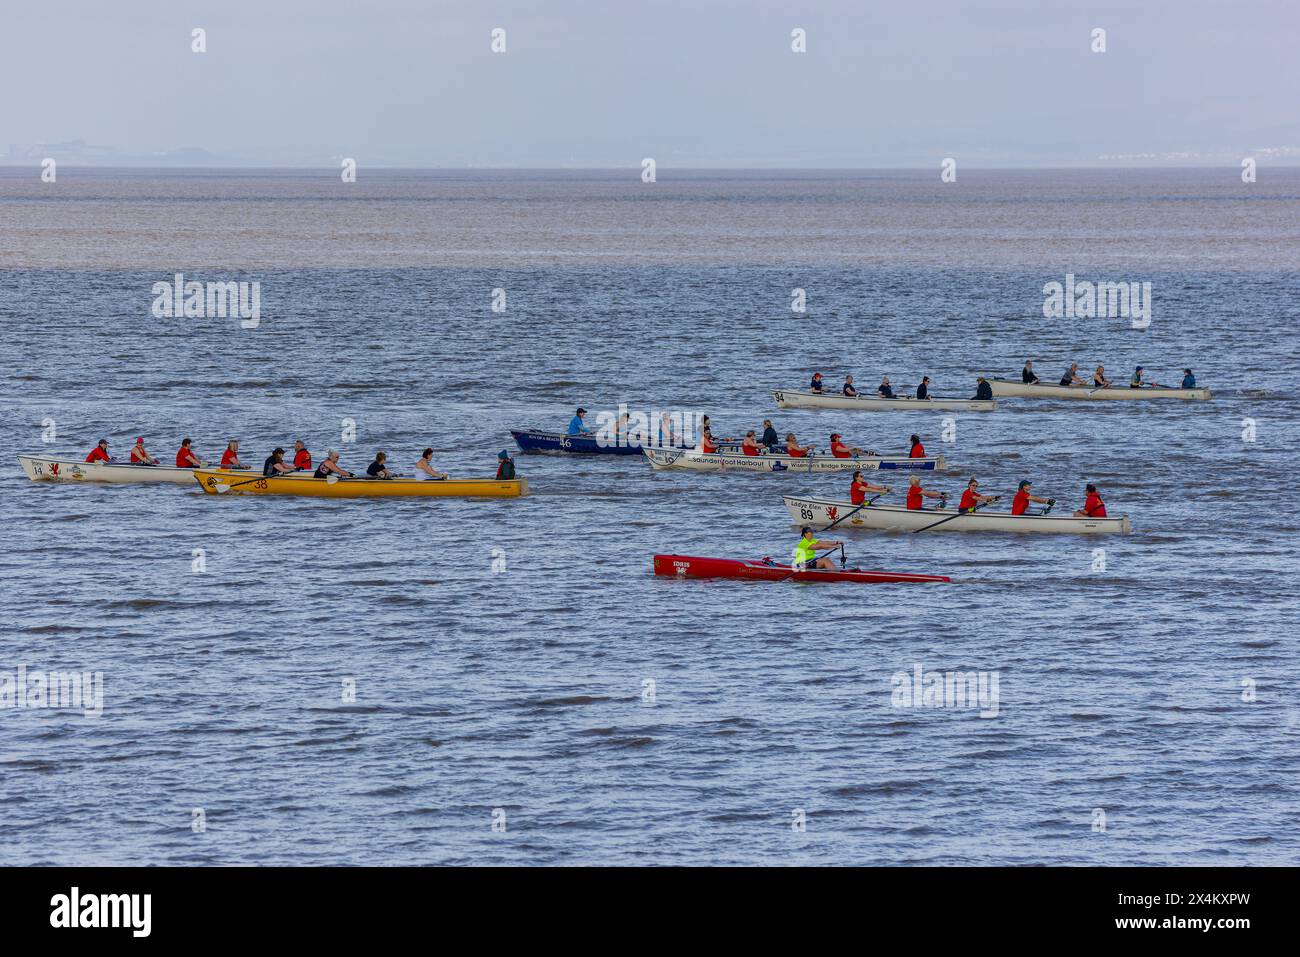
[192,470,528,499]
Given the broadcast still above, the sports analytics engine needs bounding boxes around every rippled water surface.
[1,169,1297,865]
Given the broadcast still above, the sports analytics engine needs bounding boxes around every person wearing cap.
[909,434,926,458]
[915,376,931,400]
[175,438,205,469]
[413,448,448,481]
[292,440,312,471]
[842,375,858,397]
[1022,361,1040,385]
[792,526,843,570]
[1130,366,1158,389]
[957,477,997,513]
[567,408,589,435]
[972,376,993,400]
[829,433,861,458]
[263,447,296,477]
[220,440,247,470]
[1011,480,1054,516]
[85,439,112,464]
[849,471,889,505]
[129,437,159,465]
[876,376,895,399]
[313,450,351,479]
[496,450,516,480]
[1074,483,1108,518]
[905,474,947,511]
[809,372,825,393]
[1181,369,1196,389]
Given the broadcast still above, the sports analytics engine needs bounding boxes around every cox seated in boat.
[292,440,312,472]
[413,448,448,481]
[793,527,844,570]
[567,408,590,436]
[905,474,947,511]
[916,376,931,400]
[741,430,764,456]
[909,434,926,458]
[850,471,889,505]
[842,375,858,397]
[1011,480,1054,516]
[263,448,297,477]
[129,437,160,465]
[957,478,998,513]
[1074,483,1108,518]
[828,433,863,458]
[85,439,112,463]
[220,440,249,470]
[496,450,516,479]
[784,433,810,458]
[876,377,895,399]
[176,438,206,469]
[1022,360,1040,385]
[809,372,826,394]
[761,420,780,450]
[1059,363,1085,386]
[1092,365,1112,389]
[313,450,352,479]
[366,452,396,479]
[971,377,993,401]
[1182,369,1196,389]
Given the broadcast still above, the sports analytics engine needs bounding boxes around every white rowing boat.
[987,378,1211,401]
[643,446,945,473]
[17,454,257,486]
[783,495,1131,534]
[773,389,996,412]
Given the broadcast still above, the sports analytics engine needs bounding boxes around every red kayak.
[652,554,950,584]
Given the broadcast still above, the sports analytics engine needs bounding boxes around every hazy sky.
[2,0,1297,167]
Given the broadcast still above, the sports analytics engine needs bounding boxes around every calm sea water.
[1,168,1297,865]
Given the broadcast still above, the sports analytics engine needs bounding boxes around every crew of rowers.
[808,372,994,401]
[1023,361,1197,390]
[694,425,930,460]
[845,472,1107,517]
[83,438,515,481]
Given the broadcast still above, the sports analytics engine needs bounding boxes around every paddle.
[912,495,1001,533]
[822,492,888,532]
[212,472,276,493]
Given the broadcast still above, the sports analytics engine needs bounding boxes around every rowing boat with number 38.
[783,495,1131,534]
[772,389,996,412]
[652,554,950,584]
[18,454,259,485]
[986,379,1211,401]
[193,469,528,498]
[643,446,944,473]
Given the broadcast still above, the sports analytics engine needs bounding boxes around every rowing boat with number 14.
[783,495,1131,534]
[652,554,950,584]
[772,389,996,412]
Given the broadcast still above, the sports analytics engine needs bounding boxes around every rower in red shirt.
[957,477,998,513]
[1074,483,1108,518]
[849,471,889,505]
[220,440,247,470]
[700,429,719,454]
[741,431,762,456]
[128,437,159,465]
[1010,480,1054,516]
[784,433,809,458]
[85,439,111,463]
[175,438,205,469]
[909,434,926,458]
[292,440,312,471]
[829,433,861,459]
[904,474,947,511]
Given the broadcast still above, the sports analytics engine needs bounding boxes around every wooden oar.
[212,472,276,493]
[912,495,1001,533]
[822,492,888,532]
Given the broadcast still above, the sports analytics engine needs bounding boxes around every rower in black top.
[842,375,858,397]
[1022,361,1039,384]
[263,448,292,477]
[877,377,895,399]
[366,451,395,479]
[916,376,931,400]
[972,377,993,400]
[761,420,779,449]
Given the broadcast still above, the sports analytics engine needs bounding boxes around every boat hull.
[18,454,257,486]
[643,446,943,473]
[987,378,1211,401]
[783,495,1131,534]
[773,389,996,412]
[193,470,529,498]
[512,429,646,455]
[652,554,949,584]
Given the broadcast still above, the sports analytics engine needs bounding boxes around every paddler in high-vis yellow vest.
[793,526,843,570]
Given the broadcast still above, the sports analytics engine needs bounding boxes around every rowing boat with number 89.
[193,469,528,498]
[18,454,258,486]
[643,446,944,473]
[773,389,996,412]
[652,554,950,584]
[986,379,1211,401]
[783,495,1131,534]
